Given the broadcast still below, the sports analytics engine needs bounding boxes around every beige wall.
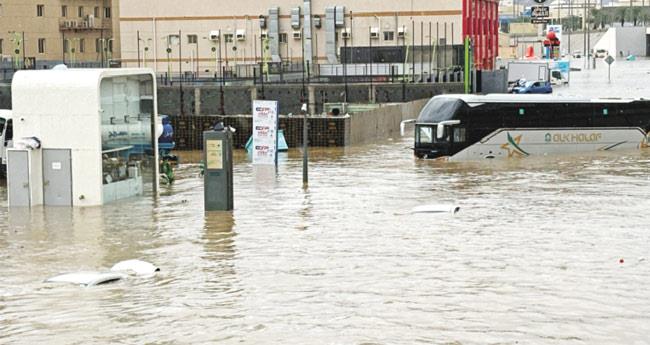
[118,0,463,75]
[0,0,118,66]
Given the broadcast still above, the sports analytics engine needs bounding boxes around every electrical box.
[341,28,351,40]
[236,29,246,41]
[293,31,302,40]
[209,30,221,41]
[203,129,234,211]
[370,27,380,39]
[313,15,322,29]
[398,26,407,38]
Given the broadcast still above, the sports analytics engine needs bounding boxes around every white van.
[0,109,13,175]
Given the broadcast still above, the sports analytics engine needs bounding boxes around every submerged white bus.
[412,94,650,161]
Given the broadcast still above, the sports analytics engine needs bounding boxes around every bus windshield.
[417,97,464,123]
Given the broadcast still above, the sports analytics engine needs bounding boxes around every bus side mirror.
[436,120,461,140]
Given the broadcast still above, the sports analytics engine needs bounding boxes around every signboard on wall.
[252,100,279,165]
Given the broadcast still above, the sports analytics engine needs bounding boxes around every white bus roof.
[436,94,639,105]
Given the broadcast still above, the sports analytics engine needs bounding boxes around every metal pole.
[412,20,415,82]
[369,26,373,100]
[22,31,26,69]
[220,66,225,115]
[179,30,184,116]
[429,21,432,81]
[302,109,308,187]
[137,30,141,68]
[420,21,424,82]
[62,31,66,64]
[343,33,348,103]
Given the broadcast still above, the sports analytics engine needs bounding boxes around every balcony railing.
[59,17,111,31]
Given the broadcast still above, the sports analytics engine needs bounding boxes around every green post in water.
[464,36,471,94]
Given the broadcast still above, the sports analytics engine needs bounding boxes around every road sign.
[605,55,615,65]
[531,6,550,18]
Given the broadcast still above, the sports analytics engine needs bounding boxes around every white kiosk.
[7,68,159,207]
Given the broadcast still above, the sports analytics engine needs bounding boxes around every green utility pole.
[464,36,471,94]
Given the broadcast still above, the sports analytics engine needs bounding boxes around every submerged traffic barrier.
[45,259,158,287]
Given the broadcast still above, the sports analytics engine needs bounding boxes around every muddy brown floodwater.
[2,60,650,344]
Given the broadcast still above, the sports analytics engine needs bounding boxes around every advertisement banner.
[547,24,562,43]
[252,100,279,165]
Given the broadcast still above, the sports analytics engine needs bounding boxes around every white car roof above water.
[436,94,640,105]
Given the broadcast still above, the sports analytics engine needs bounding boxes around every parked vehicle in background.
[572,51,582,58]
[550,70,568,85]
[511,81,553,94]
[595,49,608,58]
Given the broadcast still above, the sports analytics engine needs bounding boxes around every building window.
[38,38,46,53]
[187,34,197,44]
[104,7,111,18]
[63,39,69,53]
[37,4,44,17]
[108,40,113,53]
[94,6,100,18]
[95,38,101,53]
[79,38,85,53]
[383,31,394,41]
[279,33,288,43]
[224,34,233,43]
[0,39,3,54]
[61,5,67,17]
[78,6,83,17]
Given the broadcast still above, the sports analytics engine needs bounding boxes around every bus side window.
[453,127,466,143]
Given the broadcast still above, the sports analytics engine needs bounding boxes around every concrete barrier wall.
[169,98,430,150]
[347,99,428,145]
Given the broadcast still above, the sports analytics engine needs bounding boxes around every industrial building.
[0,0,120,72]
[118,0,499,78]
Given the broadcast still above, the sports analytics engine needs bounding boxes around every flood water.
[2,61,650,344]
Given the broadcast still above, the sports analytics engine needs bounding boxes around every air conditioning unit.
[341,28,351,40]
[236,29,246,41]
[260,31,268,39]
[292,31,302,40]
[259,15,267,29]
[209,30,221,41]
[370,27,380,39]
[397,26,407,38]
[313,15,322,29]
